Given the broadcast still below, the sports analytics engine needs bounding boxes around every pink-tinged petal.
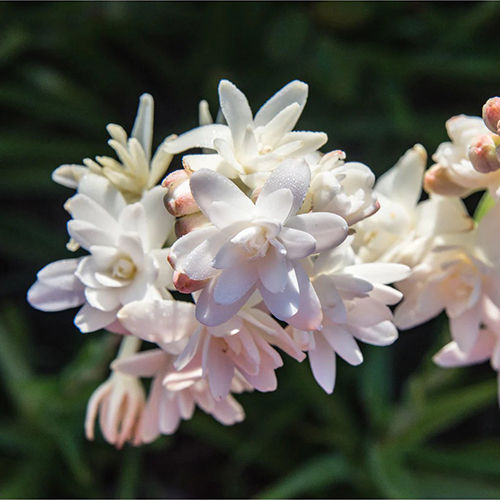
[74,303,116,333]
[218,80,253,150]
[477,202,500,265]
[67,220,114,250]
[258,103,302,147]
[286,263,322,331]
[139,376,162,443]
[344,263,410,285]
[492,342,500,371]
[259,262,300,321]
[259,159,311,217]
[174,329,203,371]
[177,391,196,420]
[346,298,392,327]
[118,299,197,350]
[321,326,363,366]
[169,226,219,271]
[158,393,181,435]
[349,320,398,346]
[112,349,168,378]
[434,332,496,367]
[211,396,245,425]
[227,330,260,375]
[164,124,231,153]
[85,380,112,440]
[104,319,129,335]
[85,287,121,312]
[254,80,308,127]
[27,281,85,312]
[257,245,288,294]
[279,227,316,260]
[196,280,255,327]
[173,271,208,294]
[205,337,235,400]
[308,333,336,394]
[484,273,500,308]
[189,169,255,228]
[286,212,348,253]
[182,153,229,175]
[255,188,294,223]
[213,262,258,305]
[450,302,481,353]
[313,274,346,323]
[370,284,403,306]
[242,365,278,392]
[66,193,120,236]
[36,258,83,291]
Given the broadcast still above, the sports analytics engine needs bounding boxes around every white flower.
[168,160,348,328]
[306,149,378,225]
[28,175,174,333]
[118,298,304,400]
[425,115,500,198]
[165,80,327,188]
[395,201,500,353]
[353,144,473,266]
[289,240,409,393]
[112,348,248,442]
[53,93,175,202]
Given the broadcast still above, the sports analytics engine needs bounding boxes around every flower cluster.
[28,79,500,447]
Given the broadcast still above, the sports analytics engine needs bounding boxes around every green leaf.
[474,191,495,222]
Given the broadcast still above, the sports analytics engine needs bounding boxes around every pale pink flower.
[483,97,500,135]
[112,348,248,442]
[117,298,305,400]
[289,240,409,393]
[164,80,327,188]
[168,160,348,328]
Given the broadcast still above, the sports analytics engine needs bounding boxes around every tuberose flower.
[168,160,349,328]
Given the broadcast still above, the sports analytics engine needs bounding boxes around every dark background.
[1,2,500,498]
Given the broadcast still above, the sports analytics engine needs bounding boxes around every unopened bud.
[175,212,210,238]
[483,97,500,134]
[173,271,208,294]
[424,164,469,196]
[468,135,500,173]
[162,170,199,217]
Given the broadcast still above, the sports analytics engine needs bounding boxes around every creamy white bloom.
[118,298,304,400]
[395,201,500,353]
[53,94,175,202]
[425,115,500,198]
[353,144,473,266]
[169,160,348,328]
[302,149,378,226]
[290,240,409,393]
[112,348,248,442]
[165,80,327,188]
[28,175,174,333]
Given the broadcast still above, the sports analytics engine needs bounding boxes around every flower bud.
[468,135,500,173]
[172,271,208,294]
[482,97,500,134]
[424,164,469,196]
[162,170,199,216]
[175,212,210,238]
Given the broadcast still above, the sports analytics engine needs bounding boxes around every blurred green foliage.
[1,2,500,498]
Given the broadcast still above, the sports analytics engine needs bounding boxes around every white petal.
[218,80,253,150]
[258,102,302,146]
[256,188,294,223]
[119,204,148,244]
[139,186,173,250]
[36,258,82,291]
[67,220,114,250]
[279,227,317,260]
[213,262,258,305]
[322,326,363,366]
[212,241,246,269]
[169,226,218,271]
[308,333,336,394]
[182,153,235,177]
[370,284,403,306]
[74,303,116,333]
[189,169,255,228]
[112,349,167,377]
[344,263,410,285]
[259,159,311,217]
[433,333,496,367]
[205,337,235,400]
[77,174,126,220]
[164,124,231,153]
[85,287,121,311]
[477,202,500,265]
[75,256,105,288]
[313,274,347,323]
[450,302,481,353]
[52,164,87,189]
[257,244,288,294]
[27,281,85,312]
[346,298,392,327]
[286,212,348,253]
[277,131,327,156]
[349,320,398,346]
[131,93,154,161]
[254,80,308,127]
[118,233,144,267]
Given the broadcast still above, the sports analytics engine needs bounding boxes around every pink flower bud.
[162,170,199,217]
[424,164,469,196]
[175,212,210,238]
[172,271,208,294]
[468,135,500,173]
[483,97,500,134]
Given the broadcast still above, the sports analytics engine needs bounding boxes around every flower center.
[112,256,136,280]
[231,221,281,259]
